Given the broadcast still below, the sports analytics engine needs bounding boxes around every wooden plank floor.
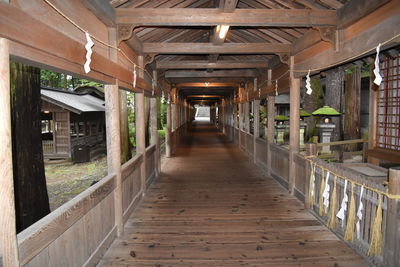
[98,122,367,266]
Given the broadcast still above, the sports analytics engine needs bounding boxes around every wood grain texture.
[98,121,366,266]
[0,37,19,267]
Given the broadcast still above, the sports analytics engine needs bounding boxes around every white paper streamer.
[322,171,331,212]
[133,64,137,88]
[373,43,382,86]
[84,32,94,74]
[275,80,278,96]
[305,70,312,95]
[356,185,365,239]
[161,90,165,103]
[336,179,348,226]
[310,164,316,199]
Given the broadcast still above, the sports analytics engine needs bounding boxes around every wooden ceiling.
[107,0,349,103]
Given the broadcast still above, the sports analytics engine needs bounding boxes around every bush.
[158,129,165,140]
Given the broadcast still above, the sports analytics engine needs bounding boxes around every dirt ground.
[45,156,108,211]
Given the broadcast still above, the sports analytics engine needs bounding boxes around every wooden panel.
[255,138,268,169]
[294,153,307,195]
[116,8,337,27]
[270,144,290,184]
[17,174,116,265]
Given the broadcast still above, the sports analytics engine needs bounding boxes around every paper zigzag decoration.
[356,186,365,239]
[84,32,94,74]
[133,64,137,88]
[373,43,382,86]
[306,70,312,95]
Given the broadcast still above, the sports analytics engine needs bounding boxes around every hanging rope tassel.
[319,169,326,216]
[328,175,338,229]
[344,183,356,241]
[368,194,383,256]
[308,163,316,207]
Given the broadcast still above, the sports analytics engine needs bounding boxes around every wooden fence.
[17,145,158,266]
[237,128,398,266]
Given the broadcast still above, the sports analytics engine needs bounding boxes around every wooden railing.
[17,148,156,266]
[269,143,290,188]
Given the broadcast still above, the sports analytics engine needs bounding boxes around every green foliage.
[40,69,102,90]
[158,129,165,140]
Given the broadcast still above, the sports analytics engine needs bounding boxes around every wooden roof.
[94,0,379,103]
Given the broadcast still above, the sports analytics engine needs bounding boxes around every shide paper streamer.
[356,185,365,239]
[305,70,312,95]
[84,32,94,74]
[373,44,382,86]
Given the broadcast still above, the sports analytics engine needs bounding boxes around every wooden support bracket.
[315,27,339,52]
[278,53,290,65]
[117,24,136,44]
[144,54,156,66]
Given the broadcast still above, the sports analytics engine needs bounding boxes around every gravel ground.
[45,156,108,211]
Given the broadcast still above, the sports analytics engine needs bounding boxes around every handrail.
[316,138,367,147]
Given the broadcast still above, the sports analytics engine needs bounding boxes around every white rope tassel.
[356,185,365,239]
[322,171,331,213]
[305,70,312,95]
[275,80,278,96]
[336,179,348,226]
[373,43,382,86]
[133,64,137,88]
[84,32,94,73]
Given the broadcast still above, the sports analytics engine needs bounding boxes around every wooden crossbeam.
[116,8,337,27]
[143,43,292,54]
[165,69,257,78]
[157,60,269,69]
[82,0,115,27]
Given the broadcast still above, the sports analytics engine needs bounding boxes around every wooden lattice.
[376,55,400,151]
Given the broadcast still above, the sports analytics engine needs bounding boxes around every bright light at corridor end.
[217,25,230,39]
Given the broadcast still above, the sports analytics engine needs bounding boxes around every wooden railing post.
[266,94,275,176]
[305,143,318,209]
[253,77,260,164]
[0,37,19,267]
[166,86,172,158]
[289,56,300,194]
[384,167,400,267]
[105,28,123,237]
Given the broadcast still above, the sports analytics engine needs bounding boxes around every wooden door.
[53,112,70,157]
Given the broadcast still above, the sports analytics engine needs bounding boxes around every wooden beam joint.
[117,24,136,44]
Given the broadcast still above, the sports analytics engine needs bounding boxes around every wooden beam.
[165,69,258,78]
[169,77,252,83]
[0,37,19,267]
[177,82,238,87]
[82,0,115,27]
[338,0,390,28]
[143,43,292,54]
[157,60,269,69]
[116,8,337,27]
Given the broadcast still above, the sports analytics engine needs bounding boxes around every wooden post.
[135,55,146,194]
[267,69,275,176]
[305,143,318,209]
[105,28,123,237]
[253,78,260,164]
[166,87,172,158]
[0,37,19,267]
[384,167,400,267]
[238,102,243,147]
[368,60,379,164]
[244,84,250,133]
[150,71,159,176]
[289,56,300,194]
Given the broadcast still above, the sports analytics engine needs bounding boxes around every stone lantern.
[275,115,289,144]
[299,108,311,146]
[312,105,341,154]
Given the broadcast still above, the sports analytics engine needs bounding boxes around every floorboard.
[98,122,366,266]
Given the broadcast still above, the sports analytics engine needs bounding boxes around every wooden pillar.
[368,61,379,164]
[135,55,146,194]
[289,56,300,194]
[0,37,19,267]
[238,102,243,147]
[150,72,160,176]
[244,84,250,133]
[253,78,260,164]
[105,28,123,236]
[267,69,275,175]
[384,168,400,267]
[166,89,172,158]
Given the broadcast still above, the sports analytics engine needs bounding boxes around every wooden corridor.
[98,122,366,266]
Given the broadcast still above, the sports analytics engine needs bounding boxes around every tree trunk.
[325,68,344,141]
[344,66,361,151]
[120,90,131,163]
[10,62,50,232]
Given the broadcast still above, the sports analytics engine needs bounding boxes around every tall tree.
[325,68,344,141]
[120,90,132,163]
[10,62,50,232]
[344,65,361,150]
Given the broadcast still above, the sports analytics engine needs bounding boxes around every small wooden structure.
[41,87,106,161]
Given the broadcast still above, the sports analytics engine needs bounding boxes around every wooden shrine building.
[0,0,400,266]
[41,87,106,161]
